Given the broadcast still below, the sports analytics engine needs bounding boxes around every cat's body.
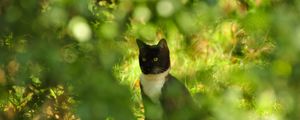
[137,39,201,120]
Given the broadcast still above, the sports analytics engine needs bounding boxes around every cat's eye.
[142,58,146,62]
[153,57,158,62]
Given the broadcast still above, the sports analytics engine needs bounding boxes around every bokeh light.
[133,5,151,23]
[1,0,300,120]
[68,16,91,42]
[156,0,175,17]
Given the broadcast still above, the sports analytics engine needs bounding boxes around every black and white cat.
[137,39,201,120]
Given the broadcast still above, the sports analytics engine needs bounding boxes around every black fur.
[137,39,170,74]
[137,39,202,120]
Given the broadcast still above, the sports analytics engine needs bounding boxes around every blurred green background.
[0,0,300,120]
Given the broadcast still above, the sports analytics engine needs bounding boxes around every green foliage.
[0,0,300,120]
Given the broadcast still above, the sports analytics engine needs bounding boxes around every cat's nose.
[152,67,162,73]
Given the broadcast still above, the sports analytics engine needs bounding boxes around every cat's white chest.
[140,70,169,104]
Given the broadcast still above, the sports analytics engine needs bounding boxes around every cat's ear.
[158,39,168,49]
[136,39,146,49]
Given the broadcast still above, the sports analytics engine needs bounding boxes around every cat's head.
[137,39,170,74]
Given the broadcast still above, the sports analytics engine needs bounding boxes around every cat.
[137,39,202,120]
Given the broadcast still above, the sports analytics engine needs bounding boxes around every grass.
[0,1,297,120]
[113,17,277,119]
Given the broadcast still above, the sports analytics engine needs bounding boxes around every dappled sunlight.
[1,0,300,120]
